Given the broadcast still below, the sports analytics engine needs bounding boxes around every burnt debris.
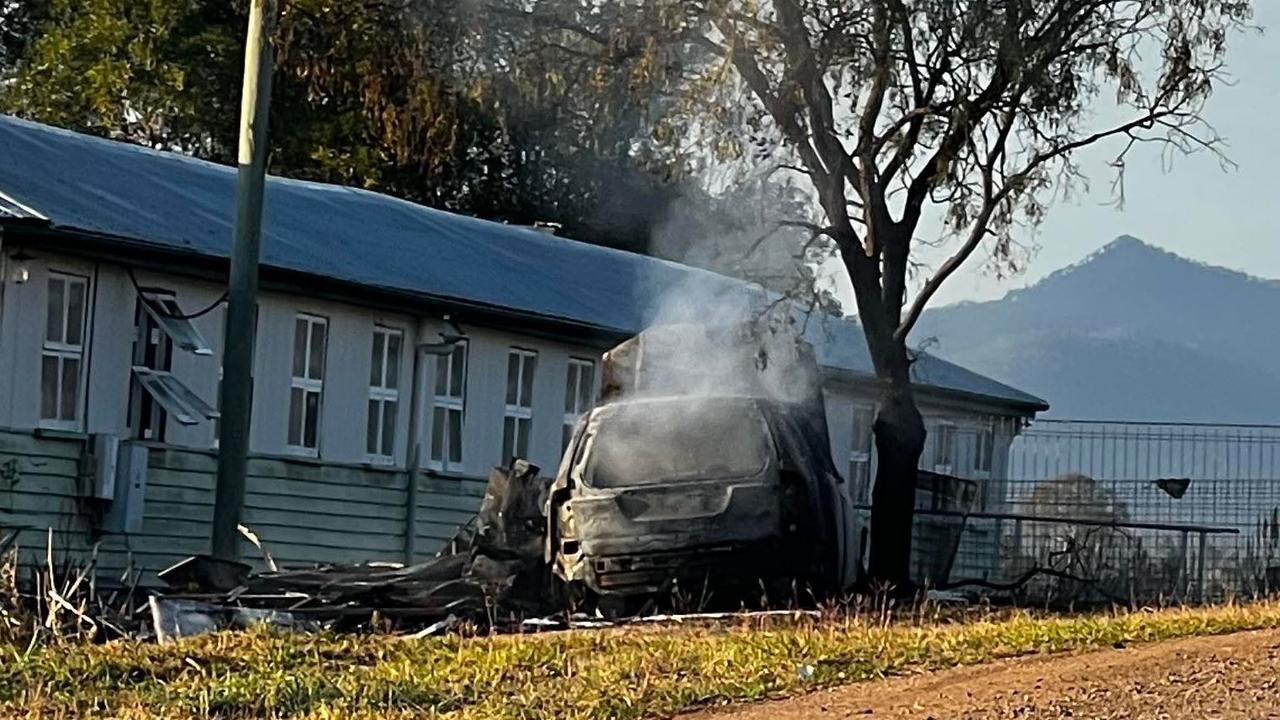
[154,461,555,638]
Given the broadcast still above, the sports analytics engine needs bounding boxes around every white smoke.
[608,179,834,407]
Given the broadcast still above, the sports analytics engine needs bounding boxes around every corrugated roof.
[0,114,1047,411]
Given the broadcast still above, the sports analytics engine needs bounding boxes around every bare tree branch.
[895,105,1187,342]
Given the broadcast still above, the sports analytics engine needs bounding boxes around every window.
[213,363,223,448]
[137,290,212,356]
[128,289,218,441]
[129,294,174,440]
[587,398,769,489]
[562,358,595,452]
[366,326,402,461]
[430,340,467,469]
[849,406,874,504]
[503,348,537,461]
[287,314,327,454]
[933,423,957,473]
[973,426,995,474]
[132,368,218,426]
[40,272,87,429]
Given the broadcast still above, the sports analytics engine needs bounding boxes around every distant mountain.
[911,236,1280,423]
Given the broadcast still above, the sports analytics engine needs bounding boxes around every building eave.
[2,223,634,348]
[821,366,1049,417]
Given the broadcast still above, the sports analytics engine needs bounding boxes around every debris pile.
[153,461,554,640]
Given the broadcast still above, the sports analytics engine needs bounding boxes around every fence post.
[1196,531,1209,603]
[1177,530,1189,601]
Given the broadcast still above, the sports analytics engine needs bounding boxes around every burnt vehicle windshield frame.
[580,398,776,490]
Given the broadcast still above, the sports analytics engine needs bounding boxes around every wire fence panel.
[921,420,1280,606]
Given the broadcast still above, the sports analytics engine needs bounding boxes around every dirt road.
[689,629,1280,719]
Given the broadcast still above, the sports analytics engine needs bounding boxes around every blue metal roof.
[0,114,1046,411]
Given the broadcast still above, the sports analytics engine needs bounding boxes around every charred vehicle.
[546,322,857,604]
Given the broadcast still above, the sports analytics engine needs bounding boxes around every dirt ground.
[689,629,1280,719]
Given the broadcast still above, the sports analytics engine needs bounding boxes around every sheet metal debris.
[154,461,553,638]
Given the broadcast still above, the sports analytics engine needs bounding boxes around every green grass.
[4,602,1280,719]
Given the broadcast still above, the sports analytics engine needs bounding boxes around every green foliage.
[2,602,1280,718]
[0,0,682,252]
[1,0,238,154]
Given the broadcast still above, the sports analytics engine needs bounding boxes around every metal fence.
[930,419,1280,606]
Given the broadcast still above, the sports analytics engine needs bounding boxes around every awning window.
[132,367,219,426]
[139,291,213,356]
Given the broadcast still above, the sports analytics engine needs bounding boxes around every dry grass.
[0,532,144,648]
[3,601,1280,719]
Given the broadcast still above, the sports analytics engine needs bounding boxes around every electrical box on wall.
[91,434,119,501]
[100,441,148,534]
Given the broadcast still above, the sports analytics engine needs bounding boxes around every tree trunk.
[867,368,927,593]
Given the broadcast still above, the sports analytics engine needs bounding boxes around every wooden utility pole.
[211,0,277,561]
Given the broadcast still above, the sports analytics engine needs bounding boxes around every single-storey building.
[0,115,1047,583]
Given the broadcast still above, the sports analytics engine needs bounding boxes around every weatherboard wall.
[0,429,491,580]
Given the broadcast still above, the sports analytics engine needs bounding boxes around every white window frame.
[366,325,402,463]
[562,357,595,453]
[287,313,327,456]
[933,422,957,475]
[129,291,175,441]
[39,271,89,431]
[132,367,218,426]
[972,424,996,476]
[849,405,874,505]
[503,347,537,461]
[137,289,213,356]
[429,339,467,471]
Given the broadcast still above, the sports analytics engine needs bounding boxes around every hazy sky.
[826,4,1279,310]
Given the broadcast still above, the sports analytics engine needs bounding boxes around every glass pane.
[60,357,79,421]
[303,390,320,448]
[562,424,573,455]
[433,354,448,397]
[853,410,873,453]
[519,354,536,407]
[564,365,577,413]
[46,277,65,343]
[40,355,59,419]
[449,344,466,397]
[385,333,401,390]
[65,281,85,346]
[516,417,530,457]
[505,352,520,406]
[978,431,994,471]
[288,387,304,446]
[850,460,870,504]
[308,321,326,380]
[366,399,380,455]
[369,332,385,387]
[292,318,307,377]
[577,364,594,412]
[502,416,515,461]
[430,406,446,461]
[447,408,462,463]
[381,400,397,456]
